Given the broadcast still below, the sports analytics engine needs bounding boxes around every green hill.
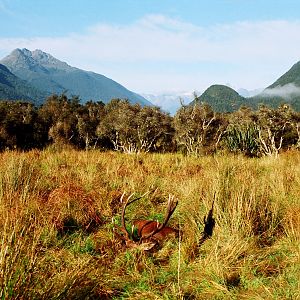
[191,84,247,112]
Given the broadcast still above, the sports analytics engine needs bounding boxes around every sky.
[1,0,300,101]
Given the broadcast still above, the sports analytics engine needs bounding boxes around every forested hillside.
[250,61,300,111]
[0,63,46,104]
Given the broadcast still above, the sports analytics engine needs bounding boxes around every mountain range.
[0,48,151,106]
[192,61,300,112]
[1,48,300,112]
[144,61,300,113]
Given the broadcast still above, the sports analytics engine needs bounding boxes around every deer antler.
[120,191,150,243]
[140,194,178,241]
[120,192,132,241]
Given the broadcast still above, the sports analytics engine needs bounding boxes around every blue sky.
[1,0,300,103]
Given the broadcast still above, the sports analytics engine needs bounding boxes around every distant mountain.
[237,88,263,97]
[142,91,195,115]
[0,63,46,104]
[0,48,152,106]
[142,89,263,114]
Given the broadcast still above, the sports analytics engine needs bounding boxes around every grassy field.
[0,149,300,299]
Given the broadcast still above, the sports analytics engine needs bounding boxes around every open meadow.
[0,149,300,299]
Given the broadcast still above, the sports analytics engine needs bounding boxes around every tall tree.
[256,105,295,157]
[75,101,105,150]
[0,101,38,150]
[38,94,81,146]
[173,103,224,155]
[135,106,174,153]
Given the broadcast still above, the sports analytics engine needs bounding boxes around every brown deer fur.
[132,220,178,242]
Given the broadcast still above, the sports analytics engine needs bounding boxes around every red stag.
[118,192,178,250]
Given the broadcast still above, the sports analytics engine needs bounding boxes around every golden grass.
[0,149,300,299]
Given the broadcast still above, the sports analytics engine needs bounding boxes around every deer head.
[118,192,178,250]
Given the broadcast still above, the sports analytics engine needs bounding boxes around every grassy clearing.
[0,149,300,299]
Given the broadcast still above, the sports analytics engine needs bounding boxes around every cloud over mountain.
[261,83,300,99]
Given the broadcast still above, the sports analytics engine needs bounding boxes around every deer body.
[133,220,178,242]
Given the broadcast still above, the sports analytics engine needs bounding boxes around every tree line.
[1,94,300,157]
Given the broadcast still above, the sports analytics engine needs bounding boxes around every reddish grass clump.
[45,183,102,234]
[249,198,284,247]
[283,205,300,238]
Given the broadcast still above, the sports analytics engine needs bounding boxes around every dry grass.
[0,149,300,299]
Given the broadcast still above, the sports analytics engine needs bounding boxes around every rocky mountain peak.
[1,48,45,73]
[0,48,73,72]
[31,49,72,70]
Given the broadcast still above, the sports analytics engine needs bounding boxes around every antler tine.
[121,191,151,241]
[121,193,131,241]
[127,191,150,206]
[142,194,178,240]
[162,194,178,226]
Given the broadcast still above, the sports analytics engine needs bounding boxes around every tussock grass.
[0,149,300,299]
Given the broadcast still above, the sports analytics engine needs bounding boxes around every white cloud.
[262,83,300,98]
[1,15,300,96]
[1,15,300,63]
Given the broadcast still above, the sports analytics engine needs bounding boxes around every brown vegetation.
[0,149,300,299]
